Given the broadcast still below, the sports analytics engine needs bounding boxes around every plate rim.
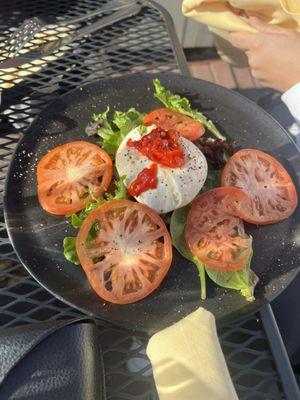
[4,72,300,331]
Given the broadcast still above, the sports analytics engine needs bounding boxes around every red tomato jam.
[128,163,158,197]
[127,127,185,168]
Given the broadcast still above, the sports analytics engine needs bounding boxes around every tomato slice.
[144,108,205,141]
[37,141,112,215]
[76,199,172,304]
[185,188,252,271]
[221,149,298,224]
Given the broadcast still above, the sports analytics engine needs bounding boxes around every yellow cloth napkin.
[182,0,300,66]
[182,0,300,32]
[147,308,238,400]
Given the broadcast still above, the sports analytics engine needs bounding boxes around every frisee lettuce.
[94,107,144,157]
[153,78,225,141]
[105,175,128,201]
[70,176,128,229]
[65,176,128,265]
[71,198,103,228]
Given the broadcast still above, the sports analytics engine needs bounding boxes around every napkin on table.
[147,307,239,400]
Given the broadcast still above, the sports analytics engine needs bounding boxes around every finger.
[229,32,261,50]
[247,16,289,34]
[227,4,247,17]
[250,69,263,80]
[249,68,268,84]
[245,51,259,69]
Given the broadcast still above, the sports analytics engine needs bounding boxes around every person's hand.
[229,17,300,92]
[227,3,247,17]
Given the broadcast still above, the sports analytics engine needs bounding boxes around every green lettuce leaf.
[153,79,225,140]
[105,175,128,201]
[161,212,172,225]
[94,107,144,157]
[201,169,221,192]
[63,237,80,265]
[70,198,103,228]
[139,124,148,133]
[92,107,114,155]
[113,109,144,130]
[170,205,258,301]
[205,253,259,302]
[64,176,129,264]
[70,176,128,229]
[170,206,206,300]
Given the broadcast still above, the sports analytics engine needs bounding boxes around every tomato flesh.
[185,188,252,271]
[127,127,185,168]
[221,149,298,224]
[128,163,158,197]
[76,200,172,304]
[37,141,112,215]
[144,108,205,141]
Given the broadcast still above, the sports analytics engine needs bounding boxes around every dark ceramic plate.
[4,73,300,333]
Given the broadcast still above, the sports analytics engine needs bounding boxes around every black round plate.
[4,73,300,333]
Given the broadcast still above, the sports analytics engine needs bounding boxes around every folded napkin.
[182,0,300,66]
[147,308,238,400]
[182,0,300,32]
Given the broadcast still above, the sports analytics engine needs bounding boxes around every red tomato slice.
[37,141,112,215]
[144,108,205,141]
[221,149,298,225]
[76,199,172,304]
[185,188,252,271]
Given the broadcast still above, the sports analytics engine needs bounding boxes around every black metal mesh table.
[0,1,299,399]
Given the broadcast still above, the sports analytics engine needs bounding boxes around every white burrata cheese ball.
[116,126,208,214]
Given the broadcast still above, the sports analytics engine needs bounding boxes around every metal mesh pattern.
[0,0,179,327]
[99,313,285,400]
[0,1,294,399]
[220,316,284,400]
